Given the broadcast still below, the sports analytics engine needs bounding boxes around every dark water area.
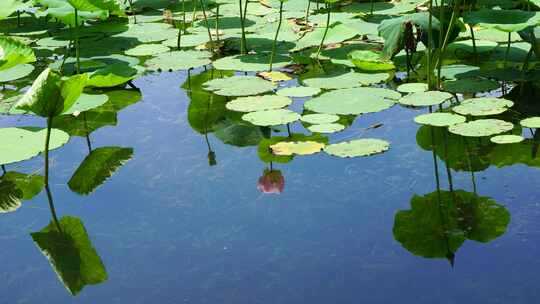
[2,70,540,304]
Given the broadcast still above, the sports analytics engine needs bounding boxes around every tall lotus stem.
[435,0,461,88]
[74,9,80,74]
[198,0,215,53]
[427,0,433,89]
[504,32,511,68]
[238,0,247,53]
[1,165,6,175]
[269,1,284,71]
[128,0,137,23]
[44,117,62,233]
[315,3,331,60]
[469,24,477,62]
[305,0,311,23]
[215,4,220,44]
[370,0,374,15]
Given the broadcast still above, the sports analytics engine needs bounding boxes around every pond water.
[2,67,540,303]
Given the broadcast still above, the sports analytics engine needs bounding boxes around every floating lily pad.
[145,50,212,71]
[520,117,540,128]
[440,64,480,80]
[64,94,109,115]
[258,71,291,82]
[242,109,300,126]
[463,9,540,33]
[300,113,340,124]
[307,123,346,133]
[348,50,395,71]
[447,39,498,54]
[414,112,466,127]
[398,91,453,107]
[0,63,34,82]
[452,97,514,116]
[396,82,428,93]
[212,54,290,72]
[303,71,389,89]
[490,134,524,144]
[449,119,514,137]
[442,78,499,94]
[225,95,292,112]
[0,127,70,165]
[276,86,321,97]
[162,34,210,48]
[113,23,177,42]
[125,44,170,57]
[304,88,398,115]
[324,138,390,158]
[270,141,325,156]
[203,76,276,96]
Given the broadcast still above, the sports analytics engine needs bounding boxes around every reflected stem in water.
[286,123,292,137]
[44,117,62,232]
[463,137,477,194]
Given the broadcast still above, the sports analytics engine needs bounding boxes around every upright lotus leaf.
[463,9,540,32]
[68,147,133,195]
[304,88,397,115]
[31,216,108,296]
[0,35,36,71]
[0,172,44,213]
[0,128,70,165]
[15,69,89,117]
[0,0,30,19]
[452,97,514,116]
[449,119,514,137]
[394,190,509,260]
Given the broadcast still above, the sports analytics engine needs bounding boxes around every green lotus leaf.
[125,44,170,57]
[63,93,109,115]
[270,141,326,156]
[398,91,453,107]
[35,36,71,48]
[449,119,514,137]
[0,127,70,165]
[324,138,390,157]
[0,0,30,20]
[293,22,359,52]
[212,54,290,72]
[41,0,108,26]
[0,171,44,213]
[305,87,397,115]
[520,117,540,128]
[307,123,346,133]
[300,113,340,124]
[452,97,513,116]
[303,70,389,89]
[447,39,498,54]
[113,23,177,43]
[203,76,276,96]
[162,34,210,48]
[490,134,524,144]
[414,112,466,127]
[0,63,33,82]
[440,64,480,80]
[396,82,428,93]
[226,95,292,112]
[442,78,499,94]
[87,63,139,88]
[68,146,133,195]
[276,86,321,97]
[348,50,395,71]
[0,35,36,71]
[31,216,108,296]
[463,9,540,32]
[242,109,300,126]
[145,50,211,71]
[213,119,264,147]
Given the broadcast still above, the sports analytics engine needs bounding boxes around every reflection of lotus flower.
[257,169,284,194]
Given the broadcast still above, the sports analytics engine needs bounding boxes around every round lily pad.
[270,141,325,156]
[324,138,390,158]
[348,50,395,71]
[307,123,346,133]
[520,117,540,128]
[304,87,398,115]
[442,78,499,94]
[203,76,276,96]
[448,119,514,137]
[440,64,480,80]
[448,39,498,54]
[212,54,290,72]
[300,113,340,124]
[303,71,389,89]
[162,34,210,48]
[452,97,514,116]
[242,109,300,126]
[414,112,466,127]
[490,134,524,144]
[225,95,292,112]
[0,128,70,165]
[277,86,321,97]
[396,82,428,94]
[398,91,453,107]
[0,64,34,82]
[125,44,170,56]
[64,94,109,115]
[145,50,212,71]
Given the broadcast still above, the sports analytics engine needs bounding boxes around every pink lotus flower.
[257,169,284,194]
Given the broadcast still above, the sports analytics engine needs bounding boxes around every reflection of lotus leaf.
[225,95,292,112]
[452,97,513,116]
[414,112,466,127]
[324,138,390,157]
[398,91,453,107]
[242,109,300,126]
[0,172,43,213]
[449,119,514,137]
[270,141,325,156]
[305,88,397,115]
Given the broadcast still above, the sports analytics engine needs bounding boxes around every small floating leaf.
[203,76,276,96]
[304,88,397,115]
[242,109,300,126]
[125,44,170,57]
[452,97,514,116]
[276,86,321,97]
[213,54,290,72]
[443,78,499,94]
[490,134,524,144]
[449,119,514,137]
[300,113,340,124]
[396,82,428,94]
[258,71,291,82]
[303,70,389,89]
[270,141,325,156]
[324,138,390,158]
[307,123,346,133]
[520,117,540,128]
[225,95,292,112]
[398,91,453,107]
[145,50,211,71]
[0,127,70,165]
[414,112,466,127]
